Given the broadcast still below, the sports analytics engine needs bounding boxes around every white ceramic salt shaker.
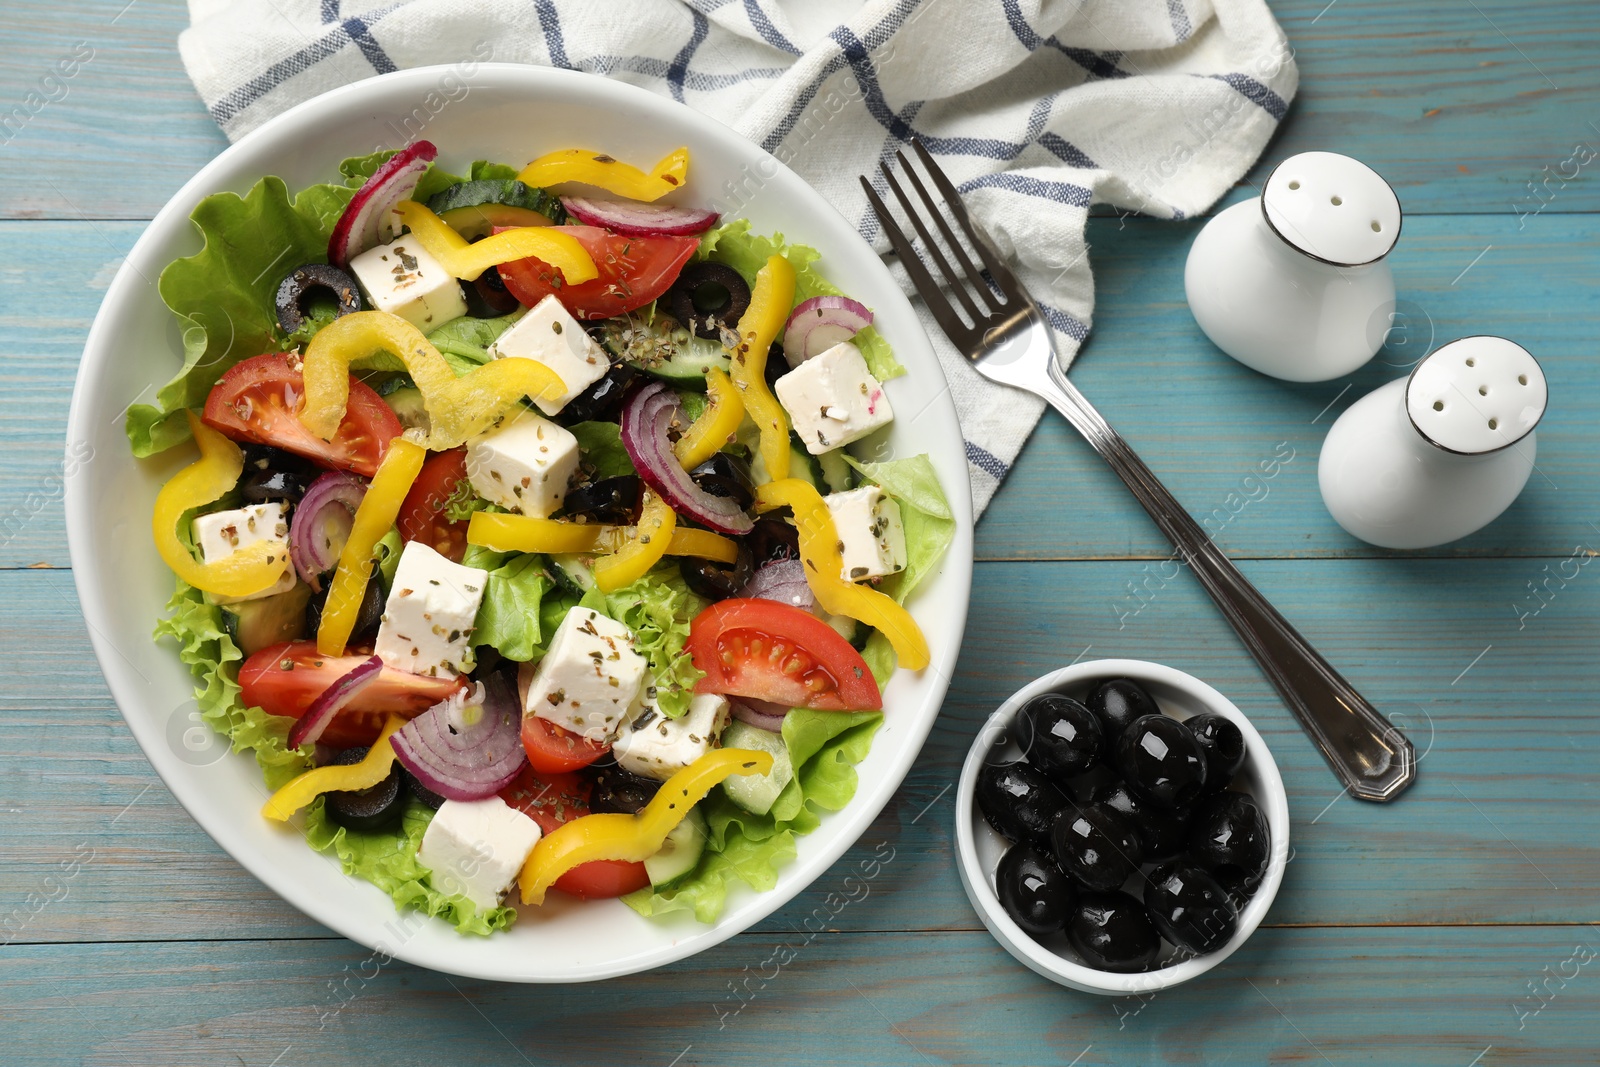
[1185,151,1402,382]
[1318,336,1547,549]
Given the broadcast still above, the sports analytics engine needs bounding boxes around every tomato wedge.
[496,225,698,320]
[499,766,650,898]
[203,353,402,477]
[240,640,468,749]
[397,448,471,563]
[687,598,882,711]
[521,715,610,775]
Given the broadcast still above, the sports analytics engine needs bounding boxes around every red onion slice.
[287,655,383,749]
[730,698,789,733]
[781,295,874,367]
[390,675,527,801]
[738,558,815,612]
[289,471,368,590]
[560,195,719,237]
[621,381,754,536]
[328,140,438,269]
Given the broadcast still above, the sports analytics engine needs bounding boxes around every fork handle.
[1040,367,1416,802]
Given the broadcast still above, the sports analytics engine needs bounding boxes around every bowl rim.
[953,658,1290,995]
[64,63,973,982]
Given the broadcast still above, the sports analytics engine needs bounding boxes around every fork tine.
[909,138,1023,303]
[878,156,986,325]
[860,176,975,349]
[893,148,1007,314]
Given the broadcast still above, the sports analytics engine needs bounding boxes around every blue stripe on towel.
[965,441,1009,480]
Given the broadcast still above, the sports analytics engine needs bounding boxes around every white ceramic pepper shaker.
[1318,336,1548,549]
[1185,151,1402,382]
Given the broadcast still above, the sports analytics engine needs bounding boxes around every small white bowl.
[955,659,1290,995]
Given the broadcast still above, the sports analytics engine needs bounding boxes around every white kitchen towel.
[179,0,1297,516]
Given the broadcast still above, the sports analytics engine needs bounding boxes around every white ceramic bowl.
[64,65,973,983]
[955,660,1289,995]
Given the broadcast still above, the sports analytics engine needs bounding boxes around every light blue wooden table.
[4,2,1599,1064]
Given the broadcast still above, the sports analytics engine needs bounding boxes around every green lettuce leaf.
[303,797,515,936]
[844,453,955,603]
[468,550,557,662]
[426,311,523,374]
[470,160,521,182]
[153,580,310,790]
[568,421,638,480]
[599,568,708,719]
[125,176,355,456]
[699,219,903,382]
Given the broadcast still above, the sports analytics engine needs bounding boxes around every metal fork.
[865,140,1415,802]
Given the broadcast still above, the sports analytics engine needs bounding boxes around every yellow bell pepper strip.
[392,201,597,284]
[299,311,565,450]
[151,412,292,598]
[262,714,405,821]
[518,747,773,905]
[729,255,796,484]
[515,146,690,202]
[592,490,676,593]
[466,511,738,564]
[674,368,746,469]
[754,478,930,670]
[316,438,426,656]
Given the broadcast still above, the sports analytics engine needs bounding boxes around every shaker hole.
[1479,385,1489,396]
[1433,401,1445,411]
[1518,374,1529,385]
[1465,357,1476,367]
[1330,195,1343,206]
[1288,180,1301,190]
[1371,220,1382,232]
[1489,417,1500,430]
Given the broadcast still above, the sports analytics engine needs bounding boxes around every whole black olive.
[748,515,800,563]
[324,746,406,831]
[467,265,522,316]
[1066,891,1162,973]
[1185,713,1247,792]
[399,764,446,810]
[276,263,363,337]
[1089,778,1191,864]
[1115,714,1208,809]
[560,362,638,424]
[668,261,752,340]
[1019,693,1103,778]
[1143,862,1238,955]
[1087,677,1161,744]
[690,451,756,510]
[975,760,1071,844]
[995,843,1075,937]
[589,763,661,815]
[240,468,312,505]
[1186,791,1270,891]
[1050,803,1144,891]
[680,541,755,602]
[560,475,642,525]
[306,577,385,644]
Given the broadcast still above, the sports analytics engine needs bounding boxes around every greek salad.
[133,140,954,933]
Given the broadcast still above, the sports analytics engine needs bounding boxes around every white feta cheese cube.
[418,796,542,911]
[613,686,732,781]
[487,294,611,416]
[774,341,894,455]
[464,409,580,518]
[522,607,647,742]
[348,234,468,331]
[191,503,296,604]
[825,485,907,582]
[373,541,487,678]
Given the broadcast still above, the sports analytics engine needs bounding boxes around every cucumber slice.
[548,553,598,595]
[221,582,312,657]
[817,449,855,493]
[720,721,795,817]
[644,807,707,886]
[381,385,429,431]
[426,179,564,239]
[596,317,731,385]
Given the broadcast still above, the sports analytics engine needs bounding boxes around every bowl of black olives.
[954,660,1289,994]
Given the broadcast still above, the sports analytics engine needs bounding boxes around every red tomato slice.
[397,448,471,563]
[496,225,698,320]
[521,714,610,775]
[202,353,402,477]
[687,598,882,711]
[239,640,468,749]
[500,766,651,899]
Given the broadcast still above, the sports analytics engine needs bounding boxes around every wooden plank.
[1,928,1594,1065]
[6,212,1598,568]
[2,0,1599,218]
[7,555,1598,944]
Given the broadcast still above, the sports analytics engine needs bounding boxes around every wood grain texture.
[2,929,1595,1066]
